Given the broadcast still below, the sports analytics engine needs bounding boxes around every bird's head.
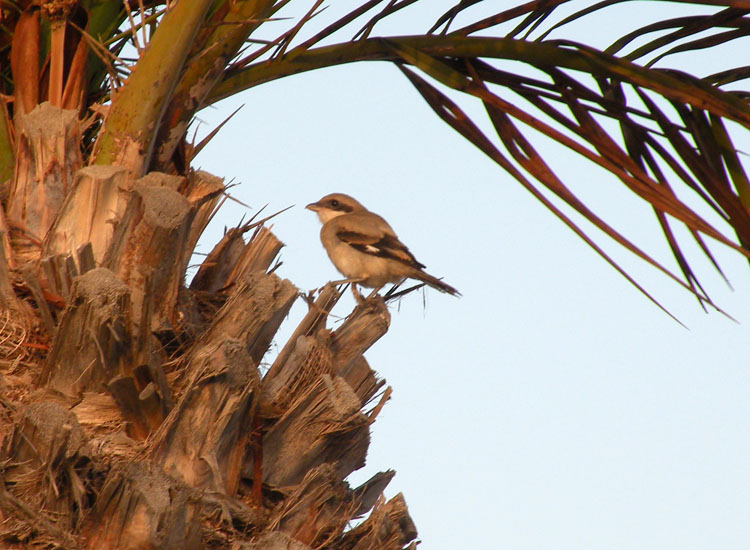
[306,193,366,224]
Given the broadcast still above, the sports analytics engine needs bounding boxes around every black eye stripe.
[328,199,353,212]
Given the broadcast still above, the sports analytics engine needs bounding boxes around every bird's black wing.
[336,230,426,269]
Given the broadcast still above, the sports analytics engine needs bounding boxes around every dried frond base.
[0,513,85,550]
[0,307,45,372]
[337,494,418,550]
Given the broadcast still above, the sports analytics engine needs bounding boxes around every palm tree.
[1,1,748,548]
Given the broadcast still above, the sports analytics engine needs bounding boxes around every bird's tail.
[412,270,461,296]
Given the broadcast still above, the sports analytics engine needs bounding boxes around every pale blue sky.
[193,3,750,548]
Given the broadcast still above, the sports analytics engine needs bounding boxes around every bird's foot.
[351,283,366,304]
[363,286,384,302]
[324,278,369,303]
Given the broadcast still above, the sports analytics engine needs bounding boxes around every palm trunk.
[1,96,416,549]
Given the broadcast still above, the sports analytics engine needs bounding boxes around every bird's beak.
[306,202,320,212]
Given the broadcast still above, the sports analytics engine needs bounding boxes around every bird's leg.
[325,278,367,303]
[364,285,384,301]
[351,283,365,304]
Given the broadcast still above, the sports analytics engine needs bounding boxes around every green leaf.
[92,0,214,175]
[0,105,13,185]
[152,0,280,170]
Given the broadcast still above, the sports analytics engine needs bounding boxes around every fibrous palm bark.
[1,120,413,547]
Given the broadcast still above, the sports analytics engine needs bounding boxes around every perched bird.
[306,193,460,300]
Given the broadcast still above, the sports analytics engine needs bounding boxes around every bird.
[306,193,460,301]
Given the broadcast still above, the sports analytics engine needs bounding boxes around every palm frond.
[202,2,750,315]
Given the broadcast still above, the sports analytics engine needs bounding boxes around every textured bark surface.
[1,402,92,546]
[1,102,419,550]
[152,338,259,493]
[84,462,203,550]
[44,165,130,262]
[0,233,16,307]
[339,493,419,550]
[104,181,193,335]
[6,103,82,263]
[39,268,132,397]
[260,374,369,487]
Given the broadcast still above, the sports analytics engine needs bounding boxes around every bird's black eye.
[330,199,340,208]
